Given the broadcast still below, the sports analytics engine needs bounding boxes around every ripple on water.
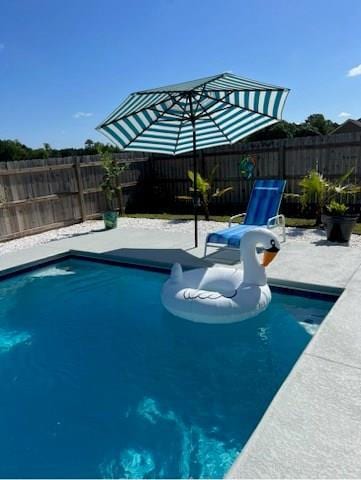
[99,397,238,478]
[0,328,31,353]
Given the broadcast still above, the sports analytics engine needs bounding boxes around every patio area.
[1,219,361,478]
[1,218,361,291]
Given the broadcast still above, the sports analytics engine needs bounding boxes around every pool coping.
[1,247,359,478]
[0,248,343,297]
[226,264,361,478]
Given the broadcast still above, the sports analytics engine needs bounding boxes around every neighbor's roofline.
[331,118,361,134]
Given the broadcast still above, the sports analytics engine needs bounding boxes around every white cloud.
[338,112,352,118]
[73,111,93,119]
[347,64,361,77]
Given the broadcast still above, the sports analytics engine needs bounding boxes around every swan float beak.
[262,245,280,267]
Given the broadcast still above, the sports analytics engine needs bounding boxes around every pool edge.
[0,249,343,298]
[1,248,354,479]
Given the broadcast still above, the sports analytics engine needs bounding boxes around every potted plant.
[293,169,360,243]
[322,200,359,244]
[176,165,232,220]
[100,152,122,229]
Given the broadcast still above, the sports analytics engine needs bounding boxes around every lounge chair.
[204,179,286,258]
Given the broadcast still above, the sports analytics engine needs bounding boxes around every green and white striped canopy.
[96,72,289,155]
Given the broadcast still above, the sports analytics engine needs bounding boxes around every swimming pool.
[0,258,334,478]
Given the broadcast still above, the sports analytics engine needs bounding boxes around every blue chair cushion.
[206,224,262,248]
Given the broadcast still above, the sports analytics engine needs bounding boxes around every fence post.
[74,158,86,222]
[117,176,124,216]
[278,143,286,179]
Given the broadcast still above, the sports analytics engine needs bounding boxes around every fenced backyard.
[0,152,149,241]
[1,131,361,242]
[149,131,361,215]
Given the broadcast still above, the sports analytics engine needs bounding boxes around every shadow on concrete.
[93,247,212,269]
[286,228,309,238]
[312,239,349,248]
[47,227,106,244]
[201,247,241,266]
[166,219,192,225]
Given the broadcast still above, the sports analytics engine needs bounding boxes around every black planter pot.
[321,214,358,243]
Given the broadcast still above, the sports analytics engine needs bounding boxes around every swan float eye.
[266,239,279,253]
[262,238,280,267]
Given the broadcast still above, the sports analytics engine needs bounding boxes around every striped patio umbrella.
[96,72,289,247]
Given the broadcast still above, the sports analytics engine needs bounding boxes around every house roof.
[331,118,361,134]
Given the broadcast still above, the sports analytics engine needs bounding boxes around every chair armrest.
[229,213,246,227]
[267,214,286,242]
[267,214,285,228]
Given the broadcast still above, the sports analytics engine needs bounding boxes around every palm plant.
[177,165,232,220]
[292,168,360,225]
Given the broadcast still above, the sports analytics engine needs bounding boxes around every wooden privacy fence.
[0,152,149,241]
[1,131,361,242]
[149,131,361,214]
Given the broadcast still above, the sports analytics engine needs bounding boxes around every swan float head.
[162,228,281,324]
[244,228,280,266]
[241,228,281,286]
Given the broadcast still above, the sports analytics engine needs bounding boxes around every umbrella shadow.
[286,227,327,239]
[166,219,192,225]
[202,247,241,265]
[47,227,107,244]
[85,247,211,269]
[286,228,309,238]
[312,239,350,247]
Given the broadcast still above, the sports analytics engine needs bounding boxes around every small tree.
[43,143,52,158]
[177,165,232,220]
[100,152,128,214]
[84,139,95,150]
[304,114,338,135]
[100,152,121,212]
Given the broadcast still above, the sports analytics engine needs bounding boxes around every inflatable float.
[161,228,280,324]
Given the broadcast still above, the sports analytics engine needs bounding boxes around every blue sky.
[1,0,361,148]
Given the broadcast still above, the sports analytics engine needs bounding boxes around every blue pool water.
[0,258,334,478]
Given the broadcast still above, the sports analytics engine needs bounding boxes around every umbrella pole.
[191,118,198,248]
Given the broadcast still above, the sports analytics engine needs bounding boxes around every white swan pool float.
[161,228,280,324]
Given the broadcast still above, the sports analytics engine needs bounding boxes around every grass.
[125,213,361,234]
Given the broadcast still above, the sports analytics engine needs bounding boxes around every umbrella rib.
[203,87,288,93]
[172,96,190,154]
[147,107,185,121]
[194,105,232,119]
[101,93,183,127]
[200,92,283,121]
[134,73,226,95]
[192,92,234,144]
[192,83,232,120]
[121,96,182,150]
[173,118,184,154]
[133,87,288,95]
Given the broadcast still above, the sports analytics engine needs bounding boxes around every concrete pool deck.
[1,223,361,478]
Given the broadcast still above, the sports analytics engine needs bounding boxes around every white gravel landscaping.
[1,217,361,255]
